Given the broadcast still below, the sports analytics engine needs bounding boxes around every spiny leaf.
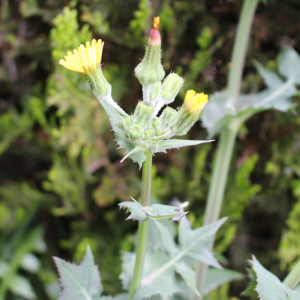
[203,268,244,295]
[280,284,300,300]
[251,256,286,300]
[54,245,102,300]
[119,198,188,222]
[133,217,226,299]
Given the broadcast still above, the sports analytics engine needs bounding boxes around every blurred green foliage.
[1,0,300,299]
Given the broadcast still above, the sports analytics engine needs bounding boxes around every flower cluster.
[59,16,210,165]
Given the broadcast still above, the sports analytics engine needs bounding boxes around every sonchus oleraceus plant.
[55,16,227,300]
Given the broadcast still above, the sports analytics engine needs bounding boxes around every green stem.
[193,0,259,298]
[129,151,152,300]
[194,124,239,298]
[227,0,259,110]
[283,260,300,289]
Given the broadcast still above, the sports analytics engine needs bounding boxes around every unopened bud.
[119,116,133,132]
[134,17,165,86]
[129,124,144,141]
[159,107,177,126]
[151,117,161,129]
[134,101,155,127]
[161,73,184,104]
[150,82,161,102]
[144,127,156,140]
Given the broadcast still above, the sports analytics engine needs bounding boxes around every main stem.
[193,0,259,298]
[194,125,238,298]
[129,151,152,300]
[227,0,259,110]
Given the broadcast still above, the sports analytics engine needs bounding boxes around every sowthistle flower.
[59,17,211,166]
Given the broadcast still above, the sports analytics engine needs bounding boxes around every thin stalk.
[129,151,152,300]
[283,260,300,290]
[194,0,259,298]
[227,0,259,110]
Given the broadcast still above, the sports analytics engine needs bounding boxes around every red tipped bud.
[148,17,161,46]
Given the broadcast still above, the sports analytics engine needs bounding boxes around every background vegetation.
[1,0,300,299]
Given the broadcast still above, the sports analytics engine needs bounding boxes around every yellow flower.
[59,39,104,75]
[184,90,209,114]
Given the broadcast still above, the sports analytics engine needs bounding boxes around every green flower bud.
[134,101,154,127]
[144,127,156,140]
[161,73,184,104]
[150,82,161,102]
[134,17,165,86]
[151,117,161,129]
[119,116,133,132]
[159,107,178,126]
[129,124,144,141]
[155,129,163,136]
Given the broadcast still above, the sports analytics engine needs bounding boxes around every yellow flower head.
[59,39,104,75]
[184,90,209,114]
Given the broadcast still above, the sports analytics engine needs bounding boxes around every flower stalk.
[128,151,152,300]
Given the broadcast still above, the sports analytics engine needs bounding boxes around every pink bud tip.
[148,16,161,46]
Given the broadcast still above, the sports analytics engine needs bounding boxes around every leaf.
[203,268,244,295]
[254,60,286,90]
[120,251,135,290]
[54,245,102,300]
[280,284,300,300]
[135,218,226,299]
[7,274,36,300]
[242,268,259,296]
[155,139,214,152]
[251,256,286,300]
[175,261,199,296]
[147,219,176,253]
[119,198,188,222]
[21,254,40,273]
[148,219,178,255]
[135,251,181,300]
[278,47,300,84]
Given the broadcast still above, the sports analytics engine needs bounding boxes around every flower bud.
[159,107,177,126]
[129,124,144,141]
[170,90,209,136]
[150,82,161,102]
[151,117,161,129]
[161,73,184,104]
[119,116,133,132]
[134,101,154,127]
[134,17,165,86]
[144,127,156,140]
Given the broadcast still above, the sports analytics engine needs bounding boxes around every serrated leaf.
[242,268,259,296]
[280,284,300,300]
[136,218,226,299]
[278,47,300,84]
[251,256,286,300]
[203,268,244,295]
[119,198,188,222]
[54,245,102,300]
